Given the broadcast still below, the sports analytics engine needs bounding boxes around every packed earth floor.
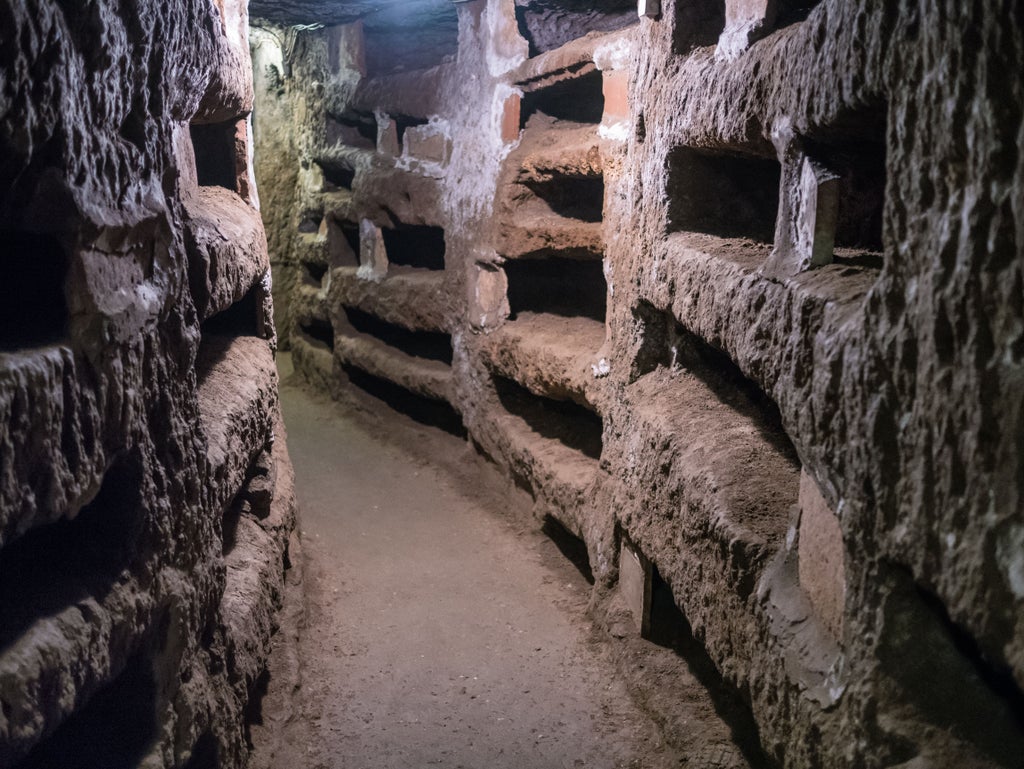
[248,355,687,769]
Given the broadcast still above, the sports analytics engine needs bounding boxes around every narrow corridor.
[250,356,679,769]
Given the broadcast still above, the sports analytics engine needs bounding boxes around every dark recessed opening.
[494,375,603,460]
[633,303,799,462]
[803,139,886,256]
[343,364,466,437]
[394,115,430,151]
[827,141,886,254]
[914,586,1024,733]
[647,564,691,648]
[505,256,606,321]
[343,307,453,365]
[302,260,328,286]
[13,649,158,769]
[0,451,144,656]
[222,496,242,558]
[222,451,274,557]
[326,112,377,151]
[243,669,273,747]
[667,146,781,243]
[514,0,638,57]
[190,120,238,191]
[0,231,69,352]
[200,282,262,339]
[673,0,725,55]
[775,0,824,27]
[298,317,335,352]
[328,220,360,268]
[381,224,446,271]
[520,69,605,127]
[297,217,319,234]
[524,174,604,222]
[878,569,1024,765]
[541,515,594,584]
[182,733,220,769]
[319,162,356,192]
[646,564,775,769]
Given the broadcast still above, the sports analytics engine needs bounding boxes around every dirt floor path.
[250,357,681,769]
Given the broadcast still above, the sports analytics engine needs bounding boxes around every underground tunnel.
[1,0,1023,767]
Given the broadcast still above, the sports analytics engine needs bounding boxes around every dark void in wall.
[191,121,239,191]
[633,303,798,463]
[302,260,329,286]
[666,147,781,243]
[319,162,356,192]
[876,570,1024,766]
[328,219,361,268]
[0,231,69,351]
[645,564,775,769]
[326,112,377,151]
[804,103,888,259]
[13,650,158,769]
[394,115,430,151]
[673,0,725,54]
[672,0,823,55]
[343,307,453,365]
[515,0,638,57]
[520,69,605,127]
[505,256,607,321]
[775,0,824,26]
[542,514,594,584]
[298,317,335,352]
[182,733,220,769]
[382,225,446,271]
[343,365,466,437]
[0,451,146,656]
[200,282,263,340]
[525,175,604,222]
[494,375,603,460]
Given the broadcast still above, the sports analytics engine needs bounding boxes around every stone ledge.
[334,333,454,404]
[330,266,449,333]
[184,187,269,323]
[479,312,605,409]
[196,335,279,516]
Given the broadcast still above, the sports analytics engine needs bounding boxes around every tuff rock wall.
[257,0,1024,767]
[0,0,295,766]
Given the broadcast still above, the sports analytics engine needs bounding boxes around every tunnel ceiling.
[249,0,459,75]
[248,0,456,29]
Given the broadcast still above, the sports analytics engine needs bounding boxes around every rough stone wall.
[256,0,1023,767]
[0,1,295,767]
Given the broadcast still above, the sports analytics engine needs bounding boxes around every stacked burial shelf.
[0,2,288,765]
[185,32,292,740]
[291,107,371,378]
[611,0,891,749]
[482,32,621,539]
[294,86,462,432]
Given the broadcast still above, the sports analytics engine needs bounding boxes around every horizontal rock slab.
[184,187,270,322]
[196,335,279,516]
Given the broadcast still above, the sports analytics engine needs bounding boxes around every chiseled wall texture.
[258,0,1024,767]
[0,0,295,766]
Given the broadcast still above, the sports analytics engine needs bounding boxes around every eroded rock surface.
[255,0,1024,766]
[0,0,294,766]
